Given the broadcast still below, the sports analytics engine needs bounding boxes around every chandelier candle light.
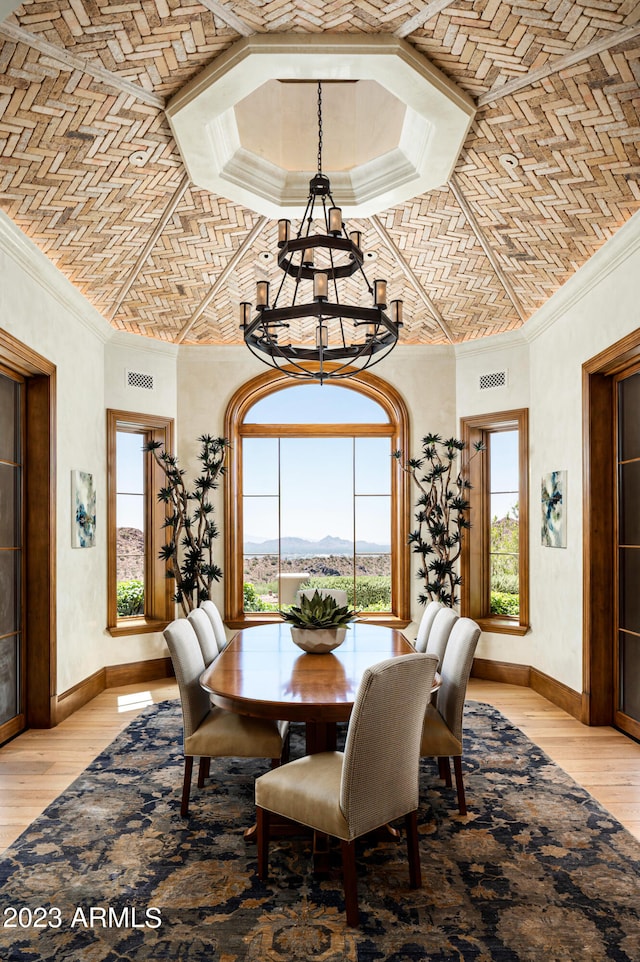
[241,82,402,383]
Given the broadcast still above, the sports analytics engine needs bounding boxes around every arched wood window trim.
[224,367,411,628]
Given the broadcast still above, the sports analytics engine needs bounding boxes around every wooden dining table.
[200,620,430,754]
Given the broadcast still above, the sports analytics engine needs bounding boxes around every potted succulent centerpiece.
[281,590,357,654]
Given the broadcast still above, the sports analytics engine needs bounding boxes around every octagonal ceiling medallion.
[166,35,476,218]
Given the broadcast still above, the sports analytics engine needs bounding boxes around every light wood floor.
[0,677,639,854]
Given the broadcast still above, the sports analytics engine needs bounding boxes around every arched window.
[224,369,410,627]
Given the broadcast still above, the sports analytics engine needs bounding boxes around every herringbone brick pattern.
[454,48,640,315]
[377,187,521,340]
[0,0,638,345]
[7,0,235,96]
[225,0,428,35]
[117,186,264,339]
[411,0,639,98]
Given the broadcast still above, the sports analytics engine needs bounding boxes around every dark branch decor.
[394,433,484,608]
[145,435,229,616]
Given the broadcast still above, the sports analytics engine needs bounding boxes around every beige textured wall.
[456,209,640,694]
[525,211,640,693]
[0,213,111,693]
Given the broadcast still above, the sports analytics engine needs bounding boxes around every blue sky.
[489,430,519,521]
[116,386,519,538]
[244,385,391,544]
[243,435,391,543]
[116,431,146,530]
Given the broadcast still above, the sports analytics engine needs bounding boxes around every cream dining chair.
[186,608,222,782]
[424,606,458,670]
[164,618,289,816]
[199,599,228,653]
[413,600,442,652]
[187,607,219,666]
[255,651,439,927]
[420,616,481,815]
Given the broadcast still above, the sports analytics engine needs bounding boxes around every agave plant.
[281,590,357,629]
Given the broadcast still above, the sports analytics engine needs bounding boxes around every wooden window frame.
[106,410,174,636]
[224,368,411,629]
[460,408,529,635]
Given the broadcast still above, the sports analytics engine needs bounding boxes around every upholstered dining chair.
[187,607,219,666]
[199,599,228,653]
[424,606,458,669]
[413,600,442,652]
[420,617,481,816]
[296,587,349,608]
[255,651,439,927]
[164,618,289,816]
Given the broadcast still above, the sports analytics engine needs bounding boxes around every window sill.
[226,613,410,631]
[476,617,530,637]
[107,618,170,637]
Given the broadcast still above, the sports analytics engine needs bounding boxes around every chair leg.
[453,756,467,815]
[256,806,270,880]
[405,811,422,889]
[340,839,359,927]
[181,756,194,817]
[197,756,210,788]
[438,756,452,786]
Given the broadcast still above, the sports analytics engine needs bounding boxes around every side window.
[461,409,529,635]
[106,410,174,635]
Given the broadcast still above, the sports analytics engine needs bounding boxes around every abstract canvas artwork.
[541,470,566,548]
[72,470,96,548]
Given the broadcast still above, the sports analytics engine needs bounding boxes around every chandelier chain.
[240,77,402,383]
[317,81,323,175]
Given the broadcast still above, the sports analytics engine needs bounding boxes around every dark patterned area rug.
[0,700,639,961]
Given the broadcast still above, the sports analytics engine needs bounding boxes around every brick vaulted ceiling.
[0,1,639,347]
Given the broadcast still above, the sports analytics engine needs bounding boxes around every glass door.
[615,366,640,739]
[0,366,25,745]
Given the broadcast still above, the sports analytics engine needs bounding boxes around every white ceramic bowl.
[290,626,347,654]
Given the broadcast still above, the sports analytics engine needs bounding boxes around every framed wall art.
[72,470,96,548]
[541,470,566,548]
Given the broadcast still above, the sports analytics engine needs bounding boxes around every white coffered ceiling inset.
[166,35,476,218]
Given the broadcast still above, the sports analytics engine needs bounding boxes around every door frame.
[612,360,640,739]
[0,362,25,744]
[583,327,640,725]
[0,329,57,729]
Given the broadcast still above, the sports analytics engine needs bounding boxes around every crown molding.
[0,211,113,344]
[105,330,179,359]
[454,328,529,359]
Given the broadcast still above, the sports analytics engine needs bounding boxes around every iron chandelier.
[240,82,402,383]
